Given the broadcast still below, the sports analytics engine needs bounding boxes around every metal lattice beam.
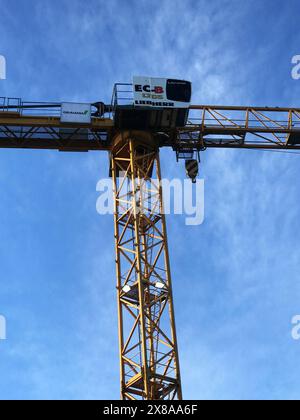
[112,131,182,400]
[2,105,300,151]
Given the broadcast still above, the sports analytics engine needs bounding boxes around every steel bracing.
[180,105,300,150]
[2,104,300,151]
[112,132,182,400]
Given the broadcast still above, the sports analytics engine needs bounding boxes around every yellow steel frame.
[2,105,300,151]
[182,105,300,149]
[112,131,182,400]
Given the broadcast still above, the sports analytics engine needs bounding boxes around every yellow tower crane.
[1,77,300,400]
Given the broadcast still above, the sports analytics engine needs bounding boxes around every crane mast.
[112,131,181,400]
[1,79,300,400]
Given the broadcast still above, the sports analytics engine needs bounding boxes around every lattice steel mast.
[112,131,182,400]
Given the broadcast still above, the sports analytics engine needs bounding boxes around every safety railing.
[0,98,61,117]
[110,83,134,116]
[0,97,22,113]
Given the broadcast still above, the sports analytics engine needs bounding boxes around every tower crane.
[1,77,300,401]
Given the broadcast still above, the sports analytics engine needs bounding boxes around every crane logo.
[60,102,91,124]
[292,55,300,80]
[0,55,6,80]
[134,83,165,95]
[134,82,173,107]
[0,315,6,340]
[133,76,191,109]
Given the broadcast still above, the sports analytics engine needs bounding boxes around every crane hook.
[185,159,199,183]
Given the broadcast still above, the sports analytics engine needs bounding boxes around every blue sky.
[1,0,300,400]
